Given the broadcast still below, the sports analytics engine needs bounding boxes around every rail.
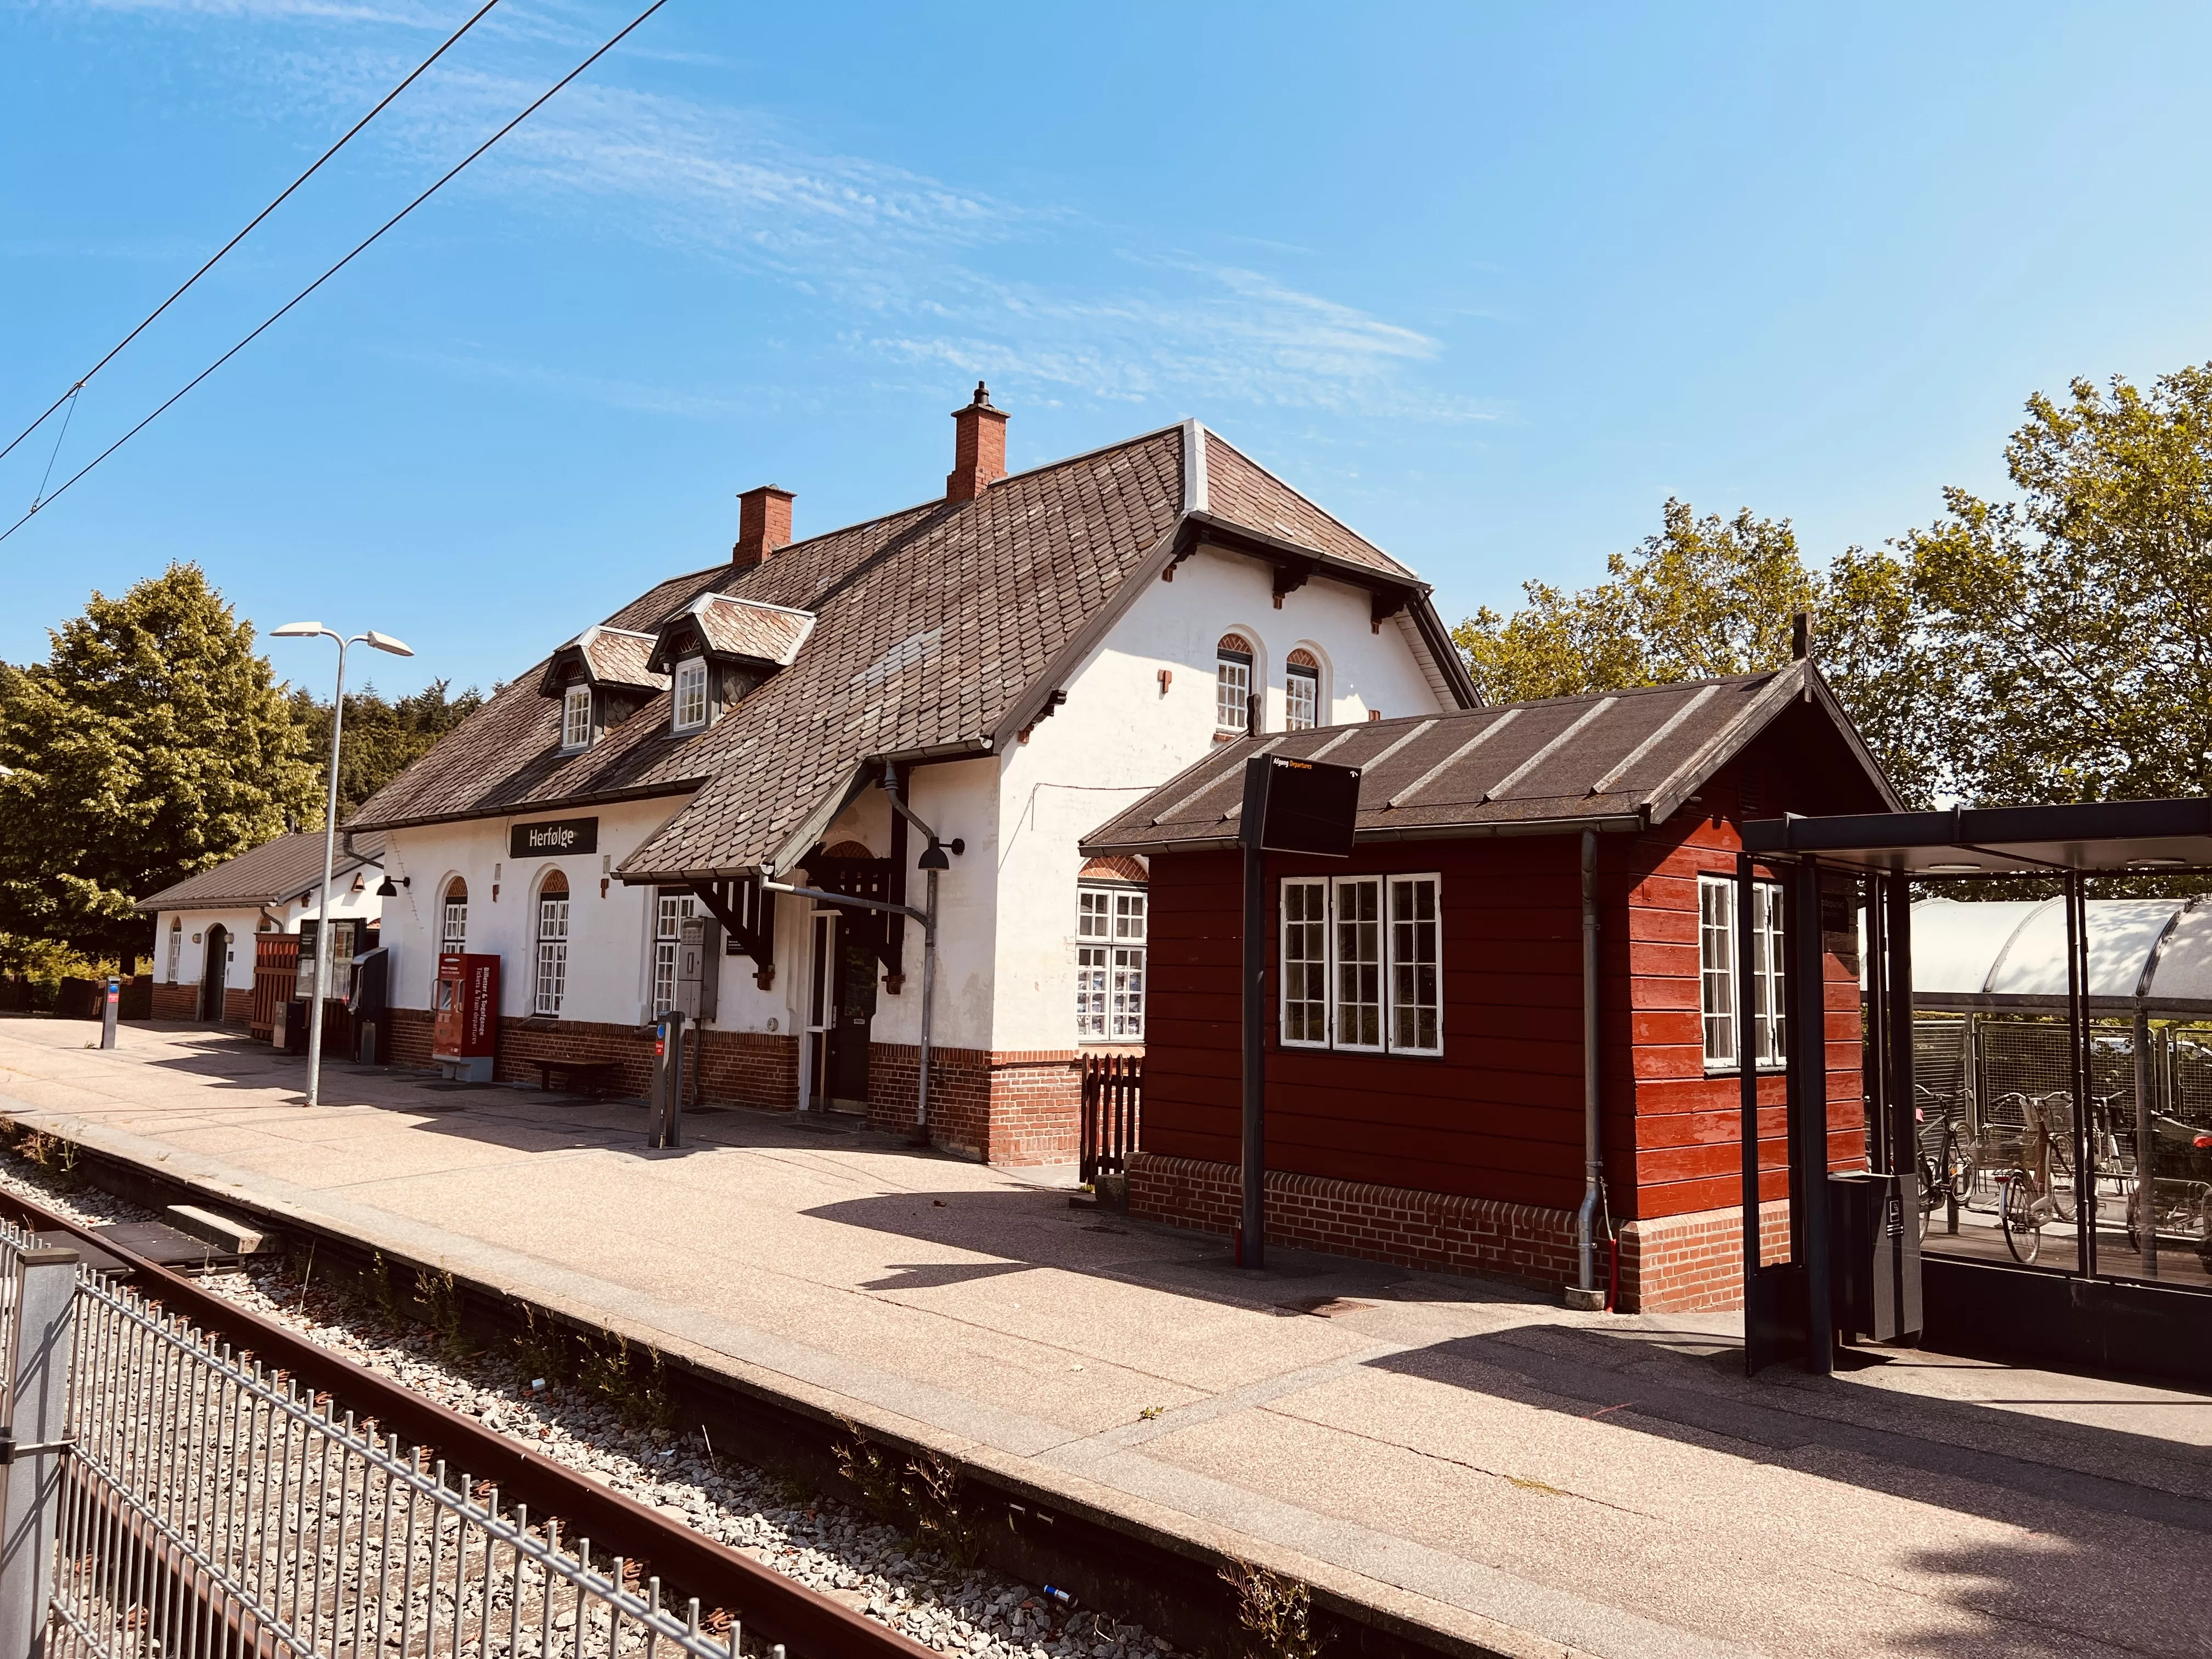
[0,1194,930,1659]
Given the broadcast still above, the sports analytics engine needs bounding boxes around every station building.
[1079,663,1899,1310]
[134,831,386,1025]
[344,389,1474,1163]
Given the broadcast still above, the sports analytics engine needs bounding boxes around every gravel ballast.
[0,1144,1177,1659]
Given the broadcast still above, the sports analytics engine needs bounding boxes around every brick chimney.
[946,382,1008,503]
[732,485,794,569]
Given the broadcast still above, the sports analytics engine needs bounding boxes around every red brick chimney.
[733,485,794,569]
[946,382,1008,503]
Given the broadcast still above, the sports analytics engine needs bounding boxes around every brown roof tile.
[134,831,384,913]
[1203,431,1409,577]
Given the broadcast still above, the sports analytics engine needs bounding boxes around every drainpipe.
[1575,828,1603,1300]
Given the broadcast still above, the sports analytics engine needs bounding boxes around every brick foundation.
[1127,1152,1793,1313]
[382,1009,1078,1163]
[866,1045,1082,1165]
[148,983,252,1025]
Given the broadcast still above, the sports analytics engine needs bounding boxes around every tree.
[291,679,486,821]
[1900,366,2212,805]
[0,565,321,962]
[1455,496,1940,800]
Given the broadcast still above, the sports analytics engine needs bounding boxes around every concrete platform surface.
[5,1016,2211,1659]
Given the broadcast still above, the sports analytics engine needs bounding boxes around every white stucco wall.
[379,799,689,1025]
[154,874,383,989]
[986,546,1450,1053]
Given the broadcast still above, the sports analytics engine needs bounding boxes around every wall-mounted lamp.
[376,875,399,897]
[917,837,966,871]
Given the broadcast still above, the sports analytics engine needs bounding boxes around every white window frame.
[441,892,467,953]
[1699,873,1785,1072]
[1279,873,1442,1057]
[166,924,182,984]
[1216,647,1252,734]
[1076,884,1146,1041]
[561,683,594,750]
[673,657,710,732]
[652,888,698,1017]
[535,887,569,1017]
[1285,663,1320,731]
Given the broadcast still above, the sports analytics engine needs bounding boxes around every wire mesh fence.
[0,1214,782,1659]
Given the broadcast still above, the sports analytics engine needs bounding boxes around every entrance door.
[201,926,229,1022]
[806,910,876,1110]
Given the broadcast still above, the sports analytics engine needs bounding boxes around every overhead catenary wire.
[0,0,670,547]
[0,0,506,471]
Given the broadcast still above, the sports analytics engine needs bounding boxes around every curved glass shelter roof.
[1912,895,2212,1015]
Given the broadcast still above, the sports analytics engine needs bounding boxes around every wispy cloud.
[55,2,1485,421]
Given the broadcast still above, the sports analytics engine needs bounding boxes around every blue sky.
[5,2,2211,698]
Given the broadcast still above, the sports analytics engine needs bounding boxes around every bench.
[528,1058,622,1099]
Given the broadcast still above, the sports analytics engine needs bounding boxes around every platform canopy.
[1911,896,2212,1015]
[1742,797,2212,877]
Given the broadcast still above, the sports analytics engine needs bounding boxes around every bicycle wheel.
[2048,1137,2077,1223]
[2002,1178,2044,1264]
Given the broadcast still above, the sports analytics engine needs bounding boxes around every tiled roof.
[579,628,665,690]
[1080,664,1901,855]
[347,418,1466,879]
[134,831,384,913]
[1201,432,1409,577]
[675,595,815,668]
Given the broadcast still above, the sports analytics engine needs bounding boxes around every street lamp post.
[272,622,414,1107]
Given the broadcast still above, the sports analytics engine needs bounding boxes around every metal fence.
[0,1220,771,1659]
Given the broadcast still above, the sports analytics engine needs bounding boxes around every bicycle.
[1914,1087,1977,1240]
[1999,1091,2078,1265]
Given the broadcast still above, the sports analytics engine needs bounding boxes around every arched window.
[1285,648,1321,731]
[442,879,469,953]
[534,872,569,1017]
[1216,634,1254,734]
[166,919,182,984]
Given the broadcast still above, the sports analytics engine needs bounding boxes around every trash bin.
[280,1000,312,1056]
[1829,1171,1921,1344]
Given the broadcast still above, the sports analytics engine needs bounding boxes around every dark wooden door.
[827,933,877,1105]
[201,926,229,1022]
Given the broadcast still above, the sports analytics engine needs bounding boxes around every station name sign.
[510,816,599,858]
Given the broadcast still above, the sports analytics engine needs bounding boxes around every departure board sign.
[1239,754,1361,857]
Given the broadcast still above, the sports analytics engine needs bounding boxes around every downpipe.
[1572,828,1604,1306]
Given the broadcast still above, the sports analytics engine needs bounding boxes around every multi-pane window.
[1285,651,1320,731]
[1389,876,1441,1052]
[561,684,593,749]
[1216,635,1253,734]
[1075,885,1147,1040]
[1280,874,1442,1056]
[166,924,182,984]
[673,658,709,731]
[1698,874,1785,1070]
[652,888,698,1017]
[535,875,569,1017]
[442,880,467,953]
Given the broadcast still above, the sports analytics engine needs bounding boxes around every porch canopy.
[1740,797,2212,877]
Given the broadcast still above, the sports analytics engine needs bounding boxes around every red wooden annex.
[1080,660,1899,1311]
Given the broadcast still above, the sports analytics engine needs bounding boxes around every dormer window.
[561,684,593,750]
[673,657,710,732]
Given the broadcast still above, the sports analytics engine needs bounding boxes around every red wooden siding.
[1137,710,1881,1223]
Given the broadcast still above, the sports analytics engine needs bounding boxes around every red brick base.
[1126,1152,1793,1314]
[383,1009,1082,1165]
[149,983,251,1024]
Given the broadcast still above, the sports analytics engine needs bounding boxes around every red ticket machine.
[433,952,499,1082]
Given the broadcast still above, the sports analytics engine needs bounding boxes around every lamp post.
[271,622,414,1106]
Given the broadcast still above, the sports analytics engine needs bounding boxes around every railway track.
[0,1182,936,1659]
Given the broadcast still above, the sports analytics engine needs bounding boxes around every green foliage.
[1455,363,2212,808]
[292,679,484,821]
[831,1419,985,1565]
[1898,366,2212,805]
[1219,1560,1326,1659]
[0,565,320,960]
[1455,499,1819,703]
